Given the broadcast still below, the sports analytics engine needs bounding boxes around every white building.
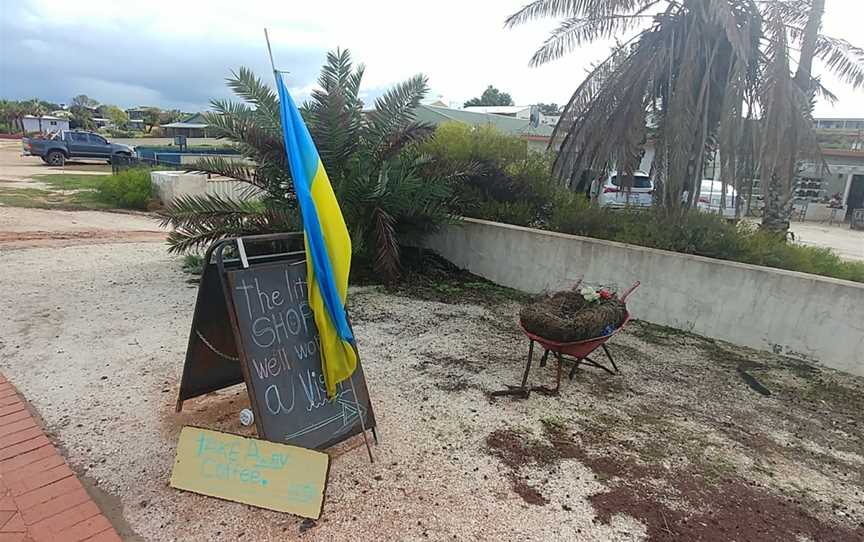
[463,105,560,127]
[22,115,69,134]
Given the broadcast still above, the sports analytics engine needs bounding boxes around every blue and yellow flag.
[274,72,357,398]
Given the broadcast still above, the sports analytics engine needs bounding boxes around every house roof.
[162,113,208,129]
[463,105,531,116]
[23,115,65,121]
[412,104,553,139]
[160,122,208,129]
[182,113,208,124]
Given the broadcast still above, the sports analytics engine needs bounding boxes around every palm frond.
[226,67,282,133]
[159,194,299,254]
[529,14,651,66]
[373,207,400,281]
[364,74,429,159]
[304,48,364,180]
[372,122,435,163]
[505,0,655,28]
[811,34,864,89]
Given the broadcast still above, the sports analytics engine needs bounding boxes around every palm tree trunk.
[761,0,824,233]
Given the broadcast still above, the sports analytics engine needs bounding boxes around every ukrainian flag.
[274,72,357,398]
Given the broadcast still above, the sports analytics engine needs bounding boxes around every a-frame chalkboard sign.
[176,233,376,452]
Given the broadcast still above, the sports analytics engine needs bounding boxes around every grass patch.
[33,174,109,191]
[0,186,110,210]
[28,170,155,211]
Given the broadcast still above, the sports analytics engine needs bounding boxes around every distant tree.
[0,100,26,133]
[464,85,514,107]
[70,94,99,110]
[23,99,48,132]
[159,109,183,125]
[99,105,129,128]
[536,102,560,115]
[142,107,162,133]
[69,107,94,130]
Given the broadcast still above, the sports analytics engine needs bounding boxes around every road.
[790,220,864,262]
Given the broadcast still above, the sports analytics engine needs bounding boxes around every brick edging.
[0,374,122,542]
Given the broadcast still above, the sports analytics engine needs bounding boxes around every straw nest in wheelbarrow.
[519,290,627,343]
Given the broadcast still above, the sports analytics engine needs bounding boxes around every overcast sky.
[1,0,862,117]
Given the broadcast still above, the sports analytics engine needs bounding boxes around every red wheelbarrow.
[492,281,640,398]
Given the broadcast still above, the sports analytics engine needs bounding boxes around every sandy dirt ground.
[0,138,164,249]
[0,207,164,249]
[1,241,862,541]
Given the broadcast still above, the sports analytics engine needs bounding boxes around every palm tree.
[24,99,48,133]
[159,49,451,281]
[0,100,26,134]
[507,0,864,232]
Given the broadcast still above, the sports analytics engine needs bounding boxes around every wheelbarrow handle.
[620,281,640,302]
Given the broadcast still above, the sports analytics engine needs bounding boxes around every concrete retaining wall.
[424,218,864,376]
[150,171,263,205]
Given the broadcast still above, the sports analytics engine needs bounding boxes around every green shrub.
[545,205,864,283]
[473,200,537,226]
[420,122,527,166]
[420,123,560,224]
[96,168,153,210]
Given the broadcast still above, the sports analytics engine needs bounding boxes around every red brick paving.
[0,374,122,542]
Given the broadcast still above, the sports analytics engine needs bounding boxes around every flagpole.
[263,28,374,464]
[264,28,276,73]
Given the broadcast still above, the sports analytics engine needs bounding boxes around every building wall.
[22,118,68,134]
[424,218,864,377]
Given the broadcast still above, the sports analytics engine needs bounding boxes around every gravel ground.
[1,241,862,541]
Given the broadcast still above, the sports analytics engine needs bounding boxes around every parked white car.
[694,180,739,219]
[590,171,654,208]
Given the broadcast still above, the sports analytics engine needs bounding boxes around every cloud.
[1,0,862,117]
[0,0,325,110]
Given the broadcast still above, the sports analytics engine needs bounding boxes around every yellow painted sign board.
[170,426,329,519]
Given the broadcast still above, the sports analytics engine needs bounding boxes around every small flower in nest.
[598,288,613,300]
[580,286,600,303]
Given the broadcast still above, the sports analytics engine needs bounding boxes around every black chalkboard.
[226,259,376,450]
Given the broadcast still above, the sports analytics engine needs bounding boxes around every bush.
[420,122,527,166]
[96,168,153,210]
[420,123,559,224]
[547,204,864,283]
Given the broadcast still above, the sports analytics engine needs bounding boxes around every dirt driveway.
[0,139,111,187]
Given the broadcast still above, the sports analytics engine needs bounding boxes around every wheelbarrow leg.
[555,352,563,393]
[601,344,619,374]
[520,340,535,388]
[491,340,534,398]
[539,349,550,368]
[532,351,563,396]
[569,357,583,380]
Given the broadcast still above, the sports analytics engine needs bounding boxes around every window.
[49,121,57,126]
[69,132,88,143]
[611,175,652,189]
[88,134,108,145]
